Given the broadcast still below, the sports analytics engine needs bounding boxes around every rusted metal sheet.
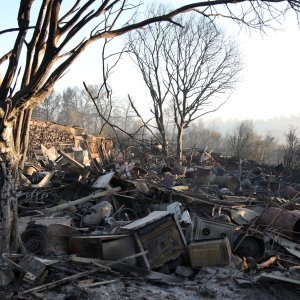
[259,207,300,238]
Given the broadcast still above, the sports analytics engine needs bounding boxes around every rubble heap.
[28,120,113,165]
[1,133,300,299]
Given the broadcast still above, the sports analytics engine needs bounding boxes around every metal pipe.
[43,187,121,214]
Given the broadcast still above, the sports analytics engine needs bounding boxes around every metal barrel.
[212,175,240,192]
[259,207,300,238]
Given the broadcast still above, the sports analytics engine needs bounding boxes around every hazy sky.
[1,1,300,123]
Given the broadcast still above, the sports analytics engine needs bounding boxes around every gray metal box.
[188,237,231,268]
[193,217,234,245]
[121,211,187,270]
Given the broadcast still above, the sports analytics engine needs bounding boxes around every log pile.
[29,120,75,151]
[28,120,113,163]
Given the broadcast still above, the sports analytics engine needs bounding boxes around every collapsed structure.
[1,120,300,299]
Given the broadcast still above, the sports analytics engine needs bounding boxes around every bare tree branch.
[0,26,35,36]
[128,11,242,159]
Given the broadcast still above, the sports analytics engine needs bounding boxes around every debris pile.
[28,120,113,165]
[1,126,300,299]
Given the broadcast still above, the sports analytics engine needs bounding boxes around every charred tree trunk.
[19,108,32,170]
[159,127,168,156]
[0,121,20,253]
[162,136,168,156]
[176,125,184,160]
[0,162,19,253]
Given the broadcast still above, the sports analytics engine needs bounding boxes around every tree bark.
[19,108,32,170]
[176,125,184,160]
[161,132,168,156]
[0,156,19,254]
[0,116,20,253]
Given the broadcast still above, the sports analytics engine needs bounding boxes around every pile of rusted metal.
[1,138,300,299]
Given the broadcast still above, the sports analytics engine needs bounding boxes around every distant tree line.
[33,86,141,137]
[34,89,300,169]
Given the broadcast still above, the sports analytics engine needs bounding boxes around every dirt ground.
[30,266,300,300]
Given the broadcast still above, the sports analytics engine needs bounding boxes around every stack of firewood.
[29,122,75,151]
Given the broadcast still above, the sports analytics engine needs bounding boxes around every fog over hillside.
[204,114,300,143]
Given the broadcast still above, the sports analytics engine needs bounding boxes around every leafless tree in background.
[165,16,242,159]
[32,90,62,122]
[185,121,222,151]
[1,0,300,254]
[251,132,276,163]
[228,120,254,160]
[283,126,300,170]
[34,85,118,134]
[128,7,170,155]
[129,13,242,159]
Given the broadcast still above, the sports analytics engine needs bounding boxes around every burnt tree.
[129,13,242,159]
